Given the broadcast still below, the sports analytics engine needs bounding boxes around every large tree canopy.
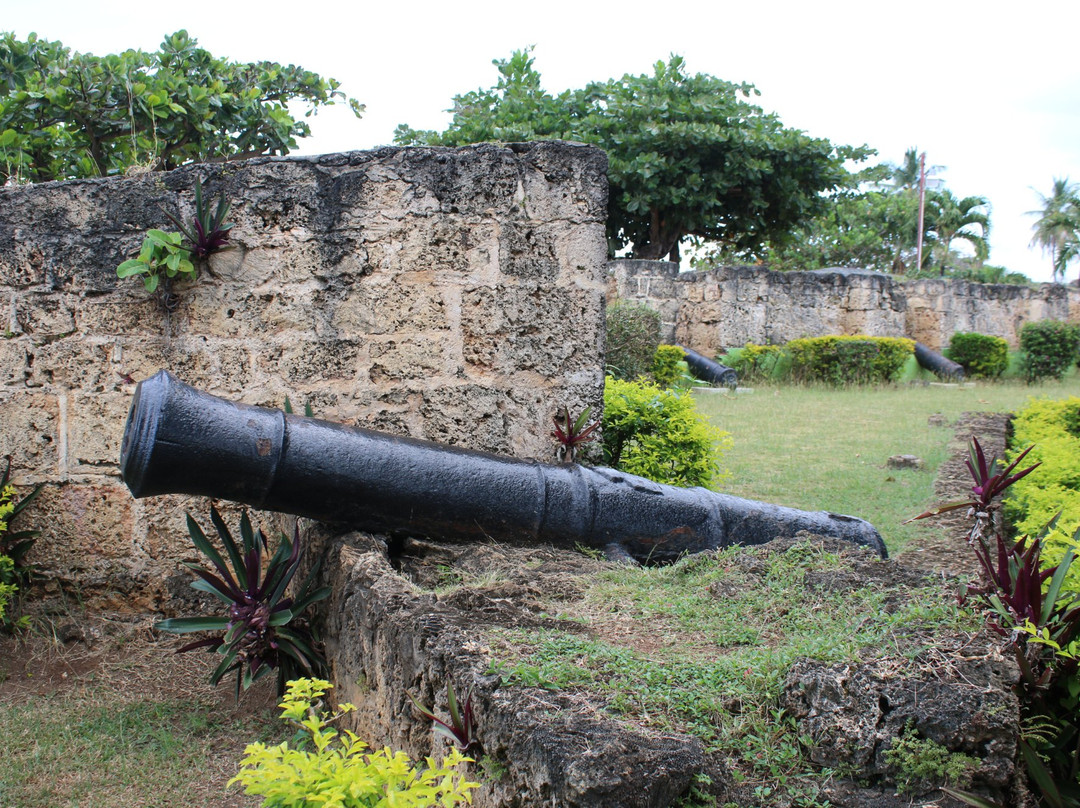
[395,50,867,260]
[0,30,363,183]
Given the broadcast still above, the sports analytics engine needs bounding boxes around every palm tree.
[1029,178,1080,282]
[925,189,991,275]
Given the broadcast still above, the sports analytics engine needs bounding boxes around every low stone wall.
[608,260,1080,356]
[0,142,608,610]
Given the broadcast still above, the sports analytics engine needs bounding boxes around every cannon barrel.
[679,346,738,388]
[914,342,965,380]
[120,371,886,562]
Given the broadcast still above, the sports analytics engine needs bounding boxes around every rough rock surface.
[319,533,704,808]
[0,142,609,609]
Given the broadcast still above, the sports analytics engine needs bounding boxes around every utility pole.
[915,151,927,274]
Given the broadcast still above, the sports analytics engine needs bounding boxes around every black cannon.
[120,371,886,562]
[679,346,738,388]
[914,342,965,380]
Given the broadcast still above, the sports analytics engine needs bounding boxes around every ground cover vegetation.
[0,30,363,183]
[486,539,980,805]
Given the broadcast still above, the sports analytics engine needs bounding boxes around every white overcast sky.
[4,0,1079,282]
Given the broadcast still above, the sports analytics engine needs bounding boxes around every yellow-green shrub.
[602,377,731,488]
[1006,397,1080,591]
[230,678,480,807]
[786,336,914,385]
[651,344,687,388]
[0,555,15,624]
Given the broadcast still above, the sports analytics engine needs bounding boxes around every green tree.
[924,189,990,275]
[396,49,866,260]
[0,31,363,183]
[1029,177,1080,282]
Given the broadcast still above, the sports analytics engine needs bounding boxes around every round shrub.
[945,332,1009,379]
[651,344,686,388]
[602,376,731,488]
[786,336,914,386]
[605,302,661,381]
[1020,320,1080,383]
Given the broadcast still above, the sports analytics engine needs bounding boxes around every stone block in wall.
[515,141,610,224]
[330,280,454,336]
[461,283,603,376]
[0,338,29,386]
[67,392,129,473]
[118,337,253,394]
[0,391,59,478]
[363,218,498,280]
[419,384,512,455]
[368,335,460,383]
[27,481,133,560]
[499,222,560,281]
[27,338,116,391]
[13,292,76,338]
[256,338,364,384]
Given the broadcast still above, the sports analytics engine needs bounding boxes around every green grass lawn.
[692,378,1079,554]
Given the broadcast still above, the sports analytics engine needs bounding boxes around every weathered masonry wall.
[609,259,1080,356]
[0,142,609,610]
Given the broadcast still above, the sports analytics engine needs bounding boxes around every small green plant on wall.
[116,179,232,308]
[116,229,195,294]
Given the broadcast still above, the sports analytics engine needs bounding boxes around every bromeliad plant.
[156,507,330,697]
[409,682,480,753]
[163,178,234,263]
[552,406,599,464]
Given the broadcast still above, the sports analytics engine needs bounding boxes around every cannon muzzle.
[121,371,886,562]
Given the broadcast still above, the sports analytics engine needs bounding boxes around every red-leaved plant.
[156,507,329,698]
[552,406,599,464]
[911,437,1080,808]
[163,178,233,263]
[409,683,480,753]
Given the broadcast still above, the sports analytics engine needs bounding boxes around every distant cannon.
[120,371,887,563]
[679,346,738,388]
[914,342,965,380]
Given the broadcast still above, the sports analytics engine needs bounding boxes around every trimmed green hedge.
[786,336,915,385]
[1006,396,1080,592]
[946,332,1009,379]
[602,377,731,489]
[1020,320,1080,383]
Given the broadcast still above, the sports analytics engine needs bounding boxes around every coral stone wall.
[0,142,609,610]
[608,260,1080,355]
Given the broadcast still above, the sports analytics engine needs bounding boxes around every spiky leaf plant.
[164,178,233,262]
[156,507,330,697]
[409,683,480,753]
